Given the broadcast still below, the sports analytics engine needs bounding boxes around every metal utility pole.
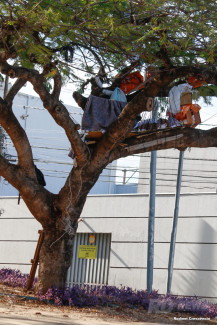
[147,99,158,293]
[167,150,184,294]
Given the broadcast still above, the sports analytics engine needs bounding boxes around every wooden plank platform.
[84,126,184,142]
[84,131,104,139]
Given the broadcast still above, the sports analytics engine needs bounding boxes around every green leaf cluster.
[0,0,216,86]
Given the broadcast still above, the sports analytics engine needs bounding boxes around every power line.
[41,174,215,191]
[6,137,217,164]
[15,104,82,115]
[5,146,217,179]
[141,155,217,162]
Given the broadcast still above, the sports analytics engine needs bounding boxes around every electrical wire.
[36,165,217,181]
[201,113,217,124]
[6,142,217,179]
[41,174,215,191]
[3,123,217,194]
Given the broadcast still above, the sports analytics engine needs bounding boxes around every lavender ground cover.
[0,268,216,318]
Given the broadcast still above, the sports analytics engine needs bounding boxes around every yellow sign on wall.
[78,245,97,259]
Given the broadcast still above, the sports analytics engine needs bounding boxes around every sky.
[15,80,77,106]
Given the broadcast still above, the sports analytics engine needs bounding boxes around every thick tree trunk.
[36,223,77,293]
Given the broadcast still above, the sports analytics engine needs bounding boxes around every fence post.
[147,99,158,293]
[167,150,184,294]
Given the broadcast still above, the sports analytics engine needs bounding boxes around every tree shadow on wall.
[180,220,217,299]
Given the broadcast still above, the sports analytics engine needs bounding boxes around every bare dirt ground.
[0,284,216,325]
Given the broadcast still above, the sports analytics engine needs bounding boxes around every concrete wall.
[0,194,217,301]
[138,147,217,194]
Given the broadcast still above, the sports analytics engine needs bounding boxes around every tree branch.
[52,69,62,100]
[5,78,26,104]
[156,45,173,68]
[109,127,217,161]
[0,61,90,166]
[171,65,217,86]
[0,154,18,181]
[0,154,56,226]
[0,97,35,172]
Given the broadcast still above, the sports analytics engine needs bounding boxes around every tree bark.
[36,227,75,292]
[35,168,99,293]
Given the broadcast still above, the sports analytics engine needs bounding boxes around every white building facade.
[0,194,216,302]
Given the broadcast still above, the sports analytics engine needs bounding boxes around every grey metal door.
[66,233,111,287]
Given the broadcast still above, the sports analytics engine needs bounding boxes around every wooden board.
[85,131,104,139]
[85,131,137,140]
[84,124,198,143]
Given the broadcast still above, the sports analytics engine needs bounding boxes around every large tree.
[0,0,217,292]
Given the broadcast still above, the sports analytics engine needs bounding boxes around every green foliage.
[193,85,217,105]
[0,0,216,86]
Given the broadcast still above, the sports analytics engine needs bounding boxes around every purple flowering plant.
[0,268,32,288]
[0,268,216,318]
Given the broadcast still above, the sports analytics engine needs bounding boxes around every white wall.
[0,194,217,301]
[138,147,217,194]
